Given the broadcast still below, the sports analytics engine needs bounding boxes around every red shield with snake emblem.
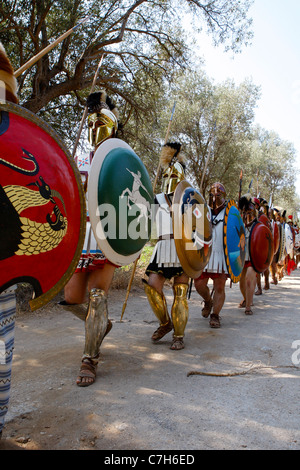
[0,102,86,309]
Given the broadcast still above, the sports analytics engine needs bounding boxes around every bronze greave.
[143,280,171,326]
[60,302,87,321]
[83,288,108,361]
[171,284,189,338]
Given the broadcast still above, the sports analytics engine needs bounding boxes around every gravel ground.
[1,267,300,451]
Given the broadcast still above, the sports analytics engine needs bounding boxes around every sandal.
[76,358,97,387]
[202,298,213,318]
[255,288,262,296]
[239,299,246,308]
[151,320,173,342]
[245,308,253,315]
[209,314,221,328]
[170,336,184,350]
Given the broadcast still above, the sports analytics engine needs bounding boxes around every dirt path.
[1,269,300,450]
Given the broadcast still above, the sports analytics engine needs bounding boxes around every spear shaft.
[14,16,91,78]
[72,53,105,159]
[152,102,176,193]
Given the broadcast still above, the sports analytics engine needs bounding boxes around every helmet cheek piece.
[208,183,226,210]
[242,206,257,226]
[87,110,118,147]
[162,162,185,194]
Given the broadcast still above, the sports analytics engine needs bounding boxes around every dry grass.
[111,244,153,289]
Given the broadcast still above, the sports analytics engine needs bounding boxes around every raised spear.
[152,102,176,192]
[248,178,253,192]
[14,16,91,78]
[72,53,105,158]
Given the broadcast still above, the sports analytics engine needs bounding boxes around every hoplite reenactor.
[238,194,260,315]
[0,42,18,440]
[194,183,245,328]
[61,91,153,386]
[143,143,191,351]
[271,207,285,283]
[294,222,300,266]
[286,215,297,275]
[268,206,280,285]
[61,91,121,386]
[277,209,287,280]
[255,197,271,295]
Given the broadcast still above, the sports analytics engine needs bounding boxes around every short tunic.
[203,207,228,274]
[146,193,184,279]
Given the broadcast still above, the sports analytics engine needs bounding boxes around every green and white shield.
[88,139,154,266]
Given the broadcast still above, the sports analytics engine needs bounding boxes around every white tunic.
[150,193,181,268]
[203,207,228,274]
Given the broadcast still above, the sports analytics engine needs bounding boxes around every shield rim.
[249,220,274,273]
[284,223,294,258]
[173,180,212,279]
[0,101,86,310]
[271,220,280,255]
[276,223,286,263]
[88,138,152,266]
[223,199,245,283]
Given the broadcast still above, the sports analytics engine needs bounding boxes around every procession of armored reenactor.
[0,42,299,438]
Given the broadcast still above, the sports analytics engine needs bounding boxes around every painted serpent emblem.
[0,149,68,260]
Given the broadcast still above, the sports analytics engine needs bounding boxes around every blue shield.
[223,200,246,283]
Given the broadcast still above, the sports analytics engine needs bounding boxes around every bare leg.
[64,271,89,304]
[75,264,116,387]
[244,266,257,315]
[147,272,166,294]
[255,272,262,295]
[209,276,226,328]
[264,269,270,290]
[194,277,212,318]
[88,263,116,294]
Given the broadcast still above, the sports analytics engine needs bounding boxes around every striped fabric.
[0,288,16,433]
[150,239,181,268]
[75,221,108,273]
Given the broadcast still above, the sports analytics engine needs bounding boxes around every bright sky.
[194,0,300,199]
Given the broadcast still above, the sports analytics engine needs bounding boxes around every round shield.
[295,229,300,249]
[275,223,286,263]
[172,180,212,278]
[258,213,272,231]
[249,221,274,273]
[271,220,280,255]
[88,138,153,266]
[0,102,86,310]
[223,200,246,283]
[285,223,294,258]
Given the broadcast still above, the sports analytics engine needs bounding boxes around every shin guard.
[171,284,189,338]
[143,280,170,326]
[83,288,108,361]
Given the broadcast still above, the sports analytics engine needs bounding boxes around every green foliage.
[0,0,298,211]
